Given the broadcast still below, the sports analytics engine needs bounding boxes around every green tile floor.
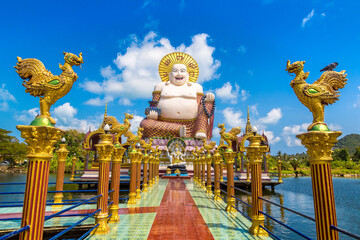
[184,180,271,240]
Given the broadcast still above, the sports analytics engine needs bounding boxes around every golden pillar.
[54,141,69,205]
[128,149,138,204]
[224,150,236,212]
[196,156,200,184]
[213,150,221,201]
[148,156,153,188]
[156,158,160,181]
[206,154,212,194]
[201,155,206,189]
[246,159,250,182]
[152,156,156,184]
[297,131,341,240]
[136,151,142,199]
[108,146,126,223]
[220,159,224,182]
[277,158,283,183]
[142,153,149,192]
[70,155,76,181]
[246,134,268,237]
[92,133,114,235]
[17,126,64,240]
[192,157,197,182]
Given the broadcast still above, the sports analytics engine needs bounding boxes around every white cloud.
[237,45,246,54]
[129,114,143,132]
[302,9,315,28]
[0,84,16,111]
[212,127,220,138]
[321,13,326,17]
[52,103,103,132]
[282,123,309,147]
[328,123,342,131]
[119,98,133,106]
[82,32,220,102]
[264,130,281,144]
[353,86,360,108]
[257,108,282,125]
[249,104,259,116]
[15,108,39,123]
[85,96,114,106]
[222,107,245,128]
[215,82,249,104]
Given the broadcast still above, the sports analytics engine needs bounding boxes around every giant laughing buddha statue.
[140,52,215,140]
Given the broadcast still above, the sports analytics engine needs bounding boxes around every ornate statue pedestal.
[167,165,188,175]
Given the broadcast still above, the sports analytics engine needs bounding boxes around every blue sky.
[1,0,360,154]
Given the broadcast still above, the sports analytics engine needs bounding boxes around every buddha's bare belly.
[158,97,198,119]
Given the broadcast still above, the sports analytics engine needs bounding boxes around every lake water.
[0,174,359,239]
[234,176,360,240]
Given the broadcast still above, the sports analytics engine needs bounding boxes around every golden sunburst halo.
[158,52,199,83]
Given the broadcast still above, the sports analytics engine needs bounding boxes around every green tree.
[352,147,360,163]
[332,148,350,161]
[0,128,27,166]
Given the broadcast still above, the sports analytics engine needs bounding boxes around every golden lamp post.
[246,126,268,237]
[128,149,138,205]
[286,59,347,240]
[224,150,236,212]
[213,148,222,201]
[108,145,126,223]
[92,124,114,235]
[54,137,69,206]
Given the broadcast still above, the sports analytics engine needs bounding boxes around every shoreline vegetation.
[2,128,360,178]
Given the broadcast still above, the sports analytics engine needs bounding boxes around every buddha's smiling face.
[169,64,189,86]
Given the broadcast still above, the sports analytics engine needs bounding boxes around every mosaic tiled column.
[142,153,149,192]
[128,149,138,204]
[277,159,283,183]
[17,126,64,240]
[148,156,153,188]
[108,146,125,223]
[224,150,236,212]
[206,154,212,194]
[213,150,221,201]
[70,155,76,181]
[54,143,69,205]
[297,131,341,240]
[92,133,114,234]
[246,135,268,237]
[136,151,142,199]
[246,160,250,182]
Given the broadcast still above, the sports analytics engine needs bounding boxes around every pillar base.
[249,215,268,237]
[148,180,153,188]
[142,183,148,192]
[136,189,141,199]
[108,206,120,223]
[92,213,110,235]
[127,193,137,205]
[152,178,156,184]
[214,190,221,201]
[53,194,63,204]
[206,185,212,194]
[220,177,224,182]
[225,197,236,212]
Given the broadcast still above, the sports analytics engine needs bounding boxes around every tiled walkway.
[1,179,269,239]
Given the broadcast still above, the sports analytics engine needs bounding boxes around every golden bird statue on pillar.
[286,60,347,131]
[15,52,83,126]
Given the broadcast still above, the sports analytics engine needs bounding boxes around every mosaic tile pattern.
[185,180,270,240]
[86,213,157,240]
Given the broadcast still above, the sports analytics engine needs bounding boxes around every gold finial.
[245,106,252,134]
[104,102,108,118]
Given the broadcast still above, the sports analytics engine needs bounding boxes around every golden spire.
[104,102,108,118]
[245,106,252,134]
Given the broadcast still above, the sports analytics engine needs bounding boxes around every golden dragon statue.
[123,127,144,150]
[202,139,216,155]
[101,112,134,144]
[286,60,347,131]
[140,138,154,154]
[218,123,241,150]
[15,52,83,125]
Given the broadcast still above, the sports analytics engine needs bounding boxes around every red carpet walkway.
[148,179,214,240]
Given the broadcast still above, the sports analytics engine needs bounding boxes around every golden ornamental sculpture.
[218,123,241,150]
[101,105,134,144]
[122,127,144,150]
[202,139,216,154]
[286,60,347,131]
[15,52,83,126]
[140,138,154,154]
[159,52,199,83]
